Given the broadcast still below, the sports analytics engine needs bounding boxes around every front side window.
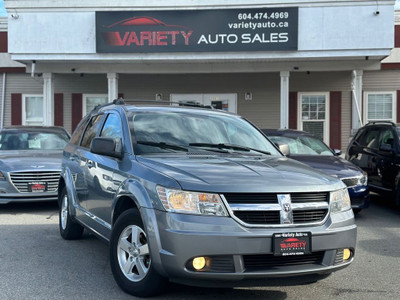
[365,92,395,122]
[23,95,44,126]
[358,128,380,149]
[379,128,395,150]
[298,93,329,143]
[81,115,105,149]
[129,111,281,155]
[101,114,122,140]
[0,130,69,151]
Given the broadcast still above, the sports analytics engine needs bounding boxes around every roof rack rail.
[365,121,395,126]
[116,99,215,109]
[89,98,215,115]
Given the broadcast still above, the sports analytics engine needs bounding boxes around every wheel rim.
[117,225,151,282]
[61,194,68,230]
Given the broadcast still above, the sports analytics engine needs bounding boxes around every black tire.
[110,209,167,297]
[353,208,362,215]
[59,187,84,240]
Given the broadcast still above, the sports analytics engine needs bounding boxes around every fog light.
[192,257,206,270]
[343,248,351,260]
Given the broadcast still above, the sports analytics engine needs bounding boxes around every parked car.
[59,100,356,297]
[346,121,400,206]
[0,126,70,204]
[262,129,369,213]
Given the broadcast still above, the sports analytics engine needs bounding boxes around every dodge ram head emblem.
[277,194,293,224]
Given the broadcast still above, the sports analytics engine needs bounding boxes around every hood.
[136,154,345,193]
[289,155,363,179]
[0,150,63,172]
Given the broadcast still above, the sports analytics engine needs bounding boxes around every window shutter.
[330,91,342,150]
[54,93,64,127]
[11,93,22,125]
[71,93,83,132]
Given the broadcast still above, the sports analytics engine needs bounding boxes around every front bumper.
[148,209,357,287]
[348,186,370,209]
[0,191,58,204]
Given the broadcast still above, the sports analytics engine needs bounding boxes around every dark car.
[0,126,70,204]
[262,129,369,213]
[346,121,400,207]
[59,100,356,297]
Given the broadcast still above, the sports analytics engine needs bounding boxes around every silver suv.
[59,101,356,297]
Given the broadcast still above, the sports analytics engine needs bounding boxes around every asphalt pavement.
[0,194,399,300]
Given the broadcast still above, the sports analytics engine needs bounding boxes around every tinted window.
[81,115,105,149]
[0,130,69,150]
[379,128,394,149]
[358,128,380,149]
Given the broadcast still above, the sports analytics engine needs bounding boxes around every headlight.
[156,186,228,216]
[330,188,351,213]
[0,171,5,181]
[357,172,368,186]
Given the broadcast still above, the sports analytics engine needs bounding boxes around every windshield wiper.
[189,143,271,155]
[136,141,188,152]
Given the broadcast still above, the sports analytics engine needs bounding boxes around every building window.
[22,95,44,126]
[83,94,108,116]
[298,93,329,143]
[364,92,396,123]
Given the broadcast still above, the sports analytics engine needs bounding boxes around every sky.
[0,0,399,16]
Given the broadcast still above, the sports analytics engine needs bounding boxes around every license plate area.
[28,181,48,192]
[273,232,312,256]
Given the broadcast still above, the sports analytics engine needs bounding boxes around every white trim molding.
[297,92,330,143]
[363,91,397,123]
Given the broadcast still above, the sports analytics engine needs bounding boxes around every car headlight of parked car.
[157,186,228,216]
[330,188,351,213]
[0,171,5,180]
[357,171,368,186]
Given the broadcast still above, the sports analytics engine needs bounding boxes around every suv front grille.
[224,192,329,226]
[10,171,61,193]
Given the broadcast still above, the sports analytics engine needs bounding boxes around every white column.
[43,73,54,126]
[280,71,290,129]
[352,70,363,133]
[107,73,119,102]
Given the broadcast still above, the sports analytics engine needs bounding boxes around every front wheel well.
[112,196,139,225]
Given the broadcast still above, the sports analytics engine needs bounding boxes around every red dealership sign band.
[96,8,298,53]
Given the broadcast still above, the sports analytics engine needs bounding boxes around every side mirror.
[379,143,392,152]
[275,142,290,156]
[333,149,342,156]
[90,137,123,159]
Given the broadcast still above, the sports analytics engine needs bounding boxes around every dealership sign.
[96,8,298,53]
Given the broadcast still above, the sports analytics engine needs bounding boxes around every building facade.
[1,0,397,151]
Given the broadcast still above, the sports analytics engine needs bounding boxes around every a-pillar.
[280,71,290,129]
[107,73,119,102]
[43,73,54,126]
[352,70,363,133]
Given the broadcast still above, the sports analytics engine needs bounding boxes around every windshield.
[128,111,281,155]
[269,135,334,156]
[0,130,70,151]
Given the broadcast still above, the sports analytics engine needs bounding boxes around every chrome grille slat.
[223,192,330,226]
[10,171,61,193]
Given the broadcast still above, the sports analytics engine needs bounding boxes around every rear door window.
[80,115,105,149]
